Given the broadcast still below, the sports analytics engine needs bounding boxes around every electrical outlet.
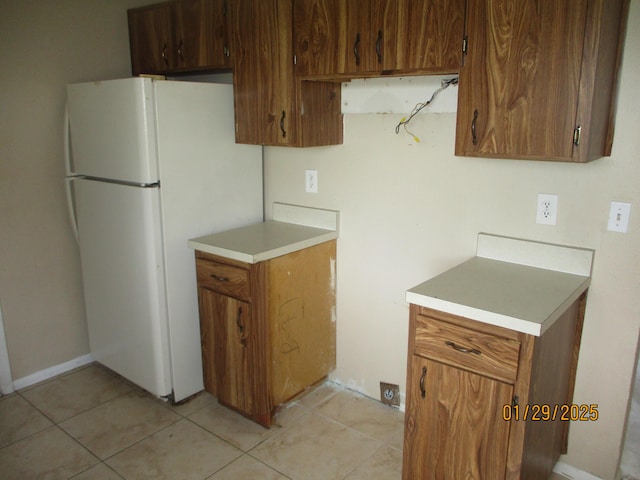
[380,382,400,407]
[607,201,631,232]
[305,169,318,193]
[536,194,558,225]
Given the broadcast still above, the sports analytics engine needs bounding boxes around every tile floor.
[1,363,569,479]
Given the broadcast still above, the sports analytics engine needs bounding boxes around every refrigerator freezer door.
[74,178,172,398]
[154,81,263,401]
[67,78,158,184]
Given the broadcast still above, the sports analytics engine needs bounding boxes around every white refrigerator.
[64,78,263,402]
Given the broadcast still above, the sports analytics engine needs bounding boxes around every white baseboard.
[554,461,603,480]
[12,354,94,391]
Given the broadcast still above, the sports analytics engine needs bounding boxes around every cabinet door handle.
[177,39,184,60]
[419,366,427,398]
[280,110,287,138]
[210,274,229,282]
[354,33,361,66]
[471,109,479,145]
[445,340,481,355]
[236,306,244,335]
[375,30,383,64]
[161,43,169,64]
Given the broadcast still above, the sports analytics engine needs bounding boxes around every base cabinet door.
[403,356,513,480]
[210,291,255,414]
[199,289,265,418]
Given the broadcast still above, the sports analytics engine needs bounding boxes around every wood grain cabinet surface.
[128,0,230,76]
[403,294,587,479]
[195,240,337,427]
[229,0,343,146]
[293,0,465,79]
[455,0,629,162]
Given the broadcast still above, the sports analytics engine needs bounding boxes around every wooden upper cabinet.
[394,0,466,73]
[455,0,629,162]
[294,0,465,79]
[294,0,396,77]
[172,0,230,72]
[128,0,230,76]
[231,0,342,146]
[128,3,173,75]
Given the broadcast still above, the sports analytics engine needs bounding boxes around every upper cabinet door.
[294,0,465,79]
[294,0,366,77]
[128,3,174,75]
[455,0,628,162]
[393,0,465,73]
[173,0,230,71]
[456,0,588,160]
[231,0,296,145]
[128,0,231,75]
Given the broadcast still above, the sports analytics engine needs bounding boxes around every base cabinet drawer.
[196,258,250,299]
[414,314,521,383]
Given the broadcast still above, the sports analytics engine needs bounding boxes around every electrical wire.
[395,76,459,142]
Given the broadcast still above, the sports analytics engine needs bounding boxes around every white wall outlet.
[305,169,318,193]
[536,194,558,225]
[607,201,631,232]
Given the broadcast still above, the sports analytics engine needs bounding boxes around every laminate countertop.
[188,220,337,264]
[188,203,339,264]
[406,233,594,336]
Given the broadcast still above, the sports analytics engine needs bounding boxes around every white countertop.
[188,203,339,264]
[188,220,337,264]
[406,234,594,336]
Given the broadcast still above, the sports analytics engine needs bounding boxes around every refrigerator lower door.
[74,178,172,398]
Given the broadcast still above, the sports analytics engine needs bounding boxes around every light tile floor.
[1,363,569,479]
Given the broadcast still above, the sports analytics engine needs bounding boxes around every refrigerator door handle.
[64,103,74,176]
[65,177,79,244]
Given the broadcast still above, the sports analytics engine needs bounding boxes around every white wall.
[263,2,640,478]
[0,0,150,380]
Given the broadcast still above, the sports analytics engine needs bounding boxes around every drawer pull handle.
[210,274,229,282]
[419,366,427,398]
[354,32,361,66]
[446,341,481,355]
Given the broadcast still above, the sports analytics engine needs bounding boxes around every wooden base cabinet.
[195,240,336,427]
[403,294,587,479]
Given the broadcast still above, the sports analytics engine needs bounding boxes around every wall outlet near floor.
[380,382,400,407]
[305,169,318,193]
[607,201,631,233]
[536,193,558,225]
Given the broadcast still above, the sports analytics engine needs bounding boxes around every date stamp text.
[502,403,599,421]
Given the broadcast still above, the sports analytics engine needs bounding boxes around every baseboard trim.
[554,461,603,480]
[12,354,94,391]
